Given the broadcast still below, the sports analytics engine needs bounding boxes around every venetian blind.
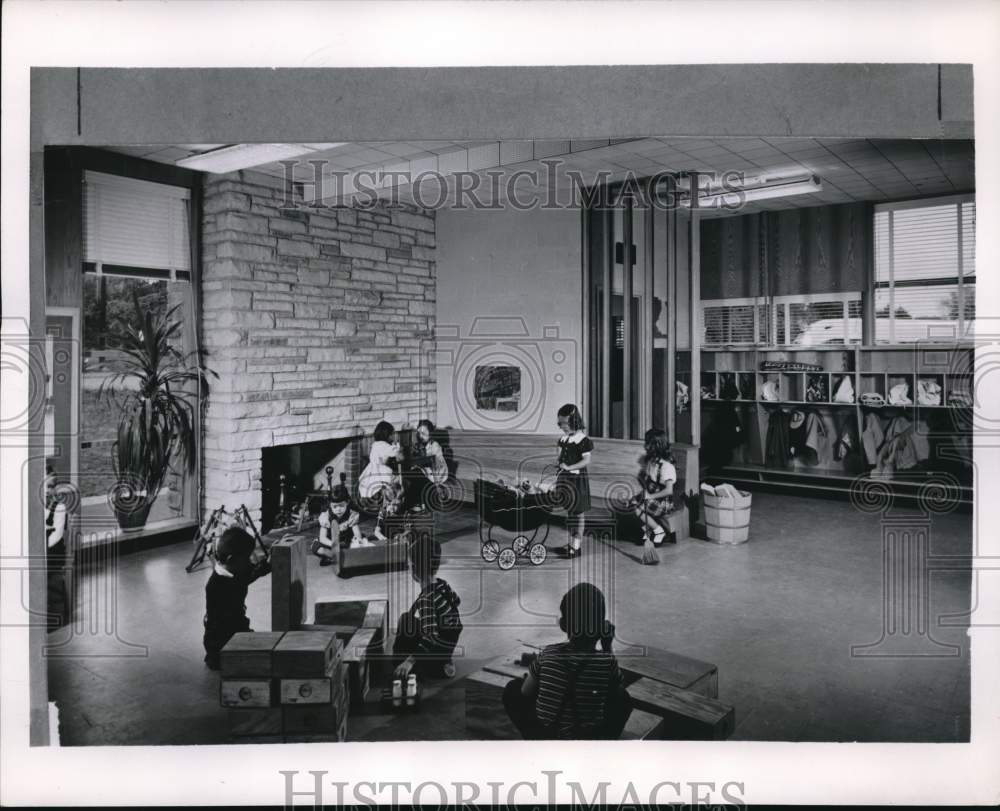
[83,170,191,273]
[874,196,975,342]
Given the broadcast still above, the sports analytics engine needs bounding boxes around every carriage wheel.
[512,535,529,557]
[481,540,500,563]
[528,543,547,566]
[497,548,517,570]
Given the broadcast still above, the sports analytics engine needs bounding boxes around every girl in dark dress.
[555,403,592,558]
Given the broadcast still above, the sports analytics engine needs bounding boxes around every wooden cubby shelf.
[700,344,974,505]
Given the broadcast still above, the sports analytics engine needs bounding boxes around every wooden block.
[313,598,390,648]
[280,675,334,705]
[282,702,341,735]
[336,662,350,718]
[626,678,735,740]
[618,647,719,698]
[220,631,285,678]
[220,679,276,709]
[342,627,377,661]
[337,542,409,578]
[343,628,377,707]
[314,599,368,629]
[270,535,309,631]
[273,630,341,678]
[228,707,282,736]
[621,709,666,740]
[362,600,389,649]
[298,622,356,644]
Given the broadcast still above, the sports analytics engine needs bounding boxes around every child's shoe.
[372,528,388,543]
[651,527,666,546]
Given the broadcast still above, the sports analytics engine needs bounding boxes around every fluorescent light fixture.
[681,174,822,207]
[176,143,346,173]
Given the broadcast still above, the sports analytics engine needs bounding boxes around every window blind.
[83,171,191,274]
[702,294,861,347]
[874,195,975,342]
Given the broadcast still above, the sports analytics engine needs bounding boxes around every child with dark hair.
[203,527,271,670]
[401,419,449,513]
[314,476,369,566]
[358,420,403,542]
[555,403,592,558]
[503,582,631,739]
[392,532,463,680]
[634,428,678,546]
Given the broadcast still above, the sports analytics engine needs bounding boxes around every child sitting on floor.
[313,474,370,566]
[392,531,463,680]
[203,527,271,670]
[503,582,632,739]
[358,420,404,542]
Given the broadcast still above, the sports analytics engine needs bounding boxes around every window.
[83,170,192,276]
[874,195,975,343]
[701,293,861,346]
[80,171,197,537]
[702,301,760,346]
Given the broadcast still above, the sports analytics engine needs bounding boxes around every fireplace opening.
[260,436,354,533]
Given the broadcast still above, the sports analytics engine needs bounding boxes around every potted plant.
[101,290,214,531]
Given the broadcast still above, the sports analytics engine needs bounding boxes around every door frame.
[44,305,81,489]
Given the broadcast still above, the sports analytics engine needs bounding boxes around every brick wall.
[200,170,436,519]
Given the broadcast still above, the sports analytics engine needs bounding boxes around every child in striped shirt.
[392,532,463,679]
[503,582,632,739]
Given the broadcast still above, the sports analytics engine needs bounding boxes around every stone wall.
[200,170,436,518]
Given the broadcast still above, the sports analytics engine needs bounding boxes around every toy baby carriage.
[474,478,552,570]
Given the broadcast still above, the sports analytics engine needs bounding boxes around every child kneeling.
[203,527,271,670]
[313,477,370,566]
[392,532,463,680]
[503,582,632,739]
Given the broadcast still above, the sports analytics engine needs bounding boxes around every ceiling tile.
[437,149,468,174]
[467,142,500,171]
[500,141,534,165]
[410,155,439,177]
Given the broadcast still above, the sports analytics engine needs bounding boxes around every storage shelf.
[700,344,974,504]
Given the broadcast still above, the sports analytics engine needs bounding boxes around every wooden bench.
[618,647,718,698]
[626,678,734,740]
[439,430,698,518]
[468,644,733,741]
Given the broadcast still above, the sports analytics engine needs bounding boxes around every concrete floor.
[46,492,971,744]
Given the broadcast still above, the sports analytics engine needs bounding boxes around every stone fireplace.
[259,436,355,533]
[199,169,437,523]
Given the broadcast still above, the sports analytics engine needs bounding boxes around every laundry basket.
[702,490,752,544]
